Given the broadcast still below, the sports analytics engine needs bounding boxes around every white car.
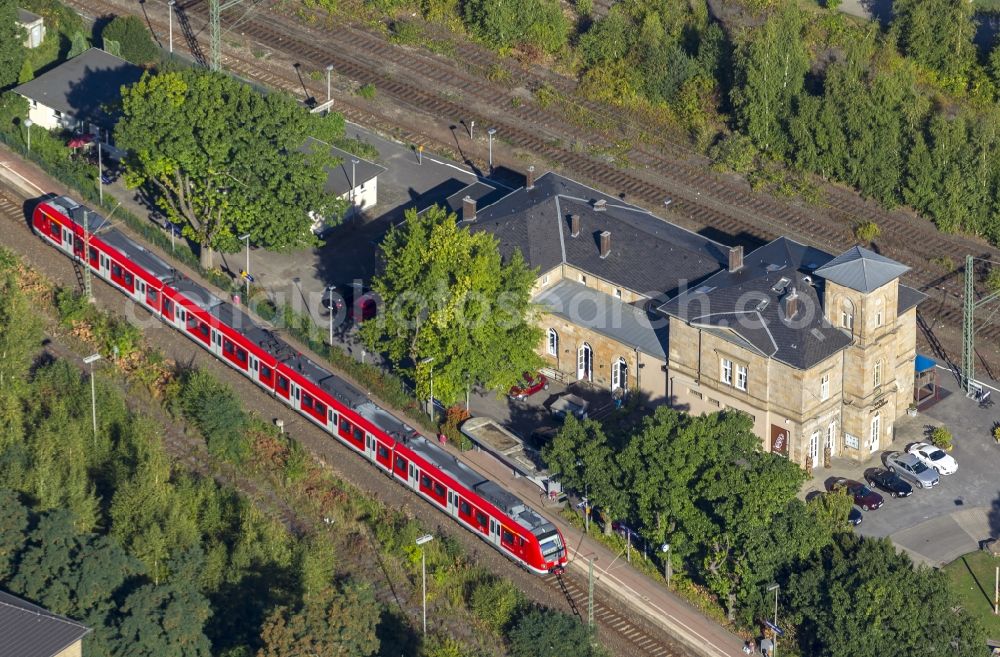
[906,442,958,475]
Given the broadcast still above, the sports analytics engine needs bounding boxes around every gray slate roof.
[303,138,386,197]
[898,284,926,315]
[0,590,91,657]
[659,237,854,370]
[535,279,669,359]
[16,8,42,24]
[14,48,143,127]
[470,171,728,297]
[813,246,909,293]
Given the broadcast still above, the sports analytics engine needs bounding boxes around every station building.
[462,169,925,465]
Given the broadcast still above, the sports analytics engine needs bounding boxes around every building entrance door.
[577,343,592,382]
[809,432,819,469]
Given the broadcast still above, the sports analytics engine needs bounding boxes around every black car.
[866,468,913,498]
[848,506,863,526]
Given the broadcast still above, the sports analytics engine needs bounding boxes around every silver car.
[885,452,940,489]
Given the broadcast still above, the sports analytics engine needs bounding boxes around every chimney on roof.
[784,286,799,319]
[599,231,611,258]
[526,165,536,190]
[462,195,476,222]
[570,214,580,237]
[728,246,743,273]
[593,199,607,212]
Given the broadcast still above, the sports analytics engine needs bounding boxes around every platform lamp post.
[766,582,780,657]
[421,356,435,421]
[661,543,671,589]
[487,127,496,173]
[415,534,434,635]
[83,354,101,444]
[168,0,176,53]
[23,119,32,152]
[325,64,334,102]
[239,233,251,300]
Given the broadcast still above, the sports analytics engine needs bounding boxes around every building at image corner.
[461,169,924,465]
[0,589,91,657]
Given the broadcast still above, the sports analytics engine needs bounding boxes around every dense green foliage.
[542,408,984,652]
[463,0,568,55]
[0,0,26,89]
[507,607,603,657]
[177,369,251,463]
[360,204,543,404]
[117,69,347,267]
[101,15,158,64]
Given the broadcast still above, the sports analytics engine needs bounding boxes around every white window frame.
[547,328,558,356]
[720,358,733,385]
[870,412,881,451]
[542,274,549,285]
[827,421,837,457]
[735,364,748,391]
[809,431,820,468]
[873,360,883,388]
[614,288,622,299]
[841,310,853,330]
[820,373,830,401]
[611,357,628,392]
[874,299,884,327]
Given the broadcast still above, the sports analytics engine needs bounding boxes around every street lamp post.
[239,233,251,300]
[325,64,334,102]
[83,354,101,444]
[168,0,176,53]
[415,534,434,635]
[327,285,335,346]
[23,119,32,152]
[766,583,780,657]
[487,127,496,172]
[464,371,471,411]
[421,357,435,421]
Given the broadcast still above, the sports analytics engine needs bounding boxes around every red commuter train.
[32,195,568,575]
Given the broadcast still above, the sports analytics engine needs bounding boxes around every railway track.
[0,182,704,655]
[95,0,1000,367]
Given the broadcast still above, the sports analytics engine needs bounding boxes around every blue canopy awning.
[914,354,936,373]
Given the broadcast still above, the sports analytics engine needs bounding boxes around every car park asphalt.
[805,372,1000,566]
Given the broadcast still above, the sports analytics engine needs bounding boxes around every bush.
[469,577,522,633]
[854,221,881,245]
[440,405,471,449]
[101,15,159,64]
[463,0,569,55]
[357,83,376,100]
[930,426,953,450]
[507,607,602,657]
[178,369,250,463]
[709,133,758,175]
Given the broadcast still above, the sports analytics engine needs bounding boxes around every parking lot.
[804,372,1000,566]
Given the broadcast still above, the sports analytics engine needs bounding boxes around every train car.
[31,195,567,575]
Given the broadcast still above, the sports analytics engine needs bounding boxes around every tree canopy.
[101,15,158,65]
[0,0,26,90]
[359,204,543,404]
[116,69,346,268]
[257,584,380,657]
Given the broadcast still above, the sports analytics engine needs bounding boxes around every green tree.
[101,15,158,65]
[67,30,89,58]
[541,415,627,533]
[730,2,808,155]
[113,581,213,657]
[469,577,523,633]
[891,0,975,79]
[507,607,604,657]
[116,69,344,268]
[0,488,28,579]
[177,369,249,462]
[257,584,380,657]
[0,0,26,89]
[787,533,985,657]
[359,204,542,404]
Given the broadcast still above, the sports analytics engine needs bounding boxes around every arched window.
[611,357,628,392]
[547,328,558,356]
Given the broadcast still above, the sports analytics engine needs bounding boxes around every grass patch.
[942,550,1000,638]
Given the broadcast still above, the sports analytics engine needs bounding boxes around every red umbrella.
[67,133,95,148]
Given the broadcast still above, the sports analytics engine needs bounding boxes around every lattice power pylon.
[962,254,1000,395]
[210,0,249,71]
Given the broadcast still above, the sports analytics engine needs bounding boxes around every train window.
[111,263,122,277]
[124,273,133,286]
[475,511,487,528]
[277,376,289,392]
[394,455,407,475]
[223,339,235,356]
[235,347,247,363]
[260,364,272,379]
[198,322,209,339]
[339,417,351,434]
[353,426,364,443]
[501,529,514,546]
[315,400,326,416]
[50,219,59,235]
[433,482,446,498]
[420,474,431,490]
[459,500,471,516]
[377,444,389,459]
[88,246,98,261]
[147,289,158,303]
[302,394,314,410]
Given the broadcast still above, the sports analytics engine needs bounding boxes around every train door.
[136,279,146,304]
[60,226,73,254]
[210,329,223,357]
[364,433,376,462]
[446,491,457,517]
[98,253,110,279]
[489,518,500,545]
